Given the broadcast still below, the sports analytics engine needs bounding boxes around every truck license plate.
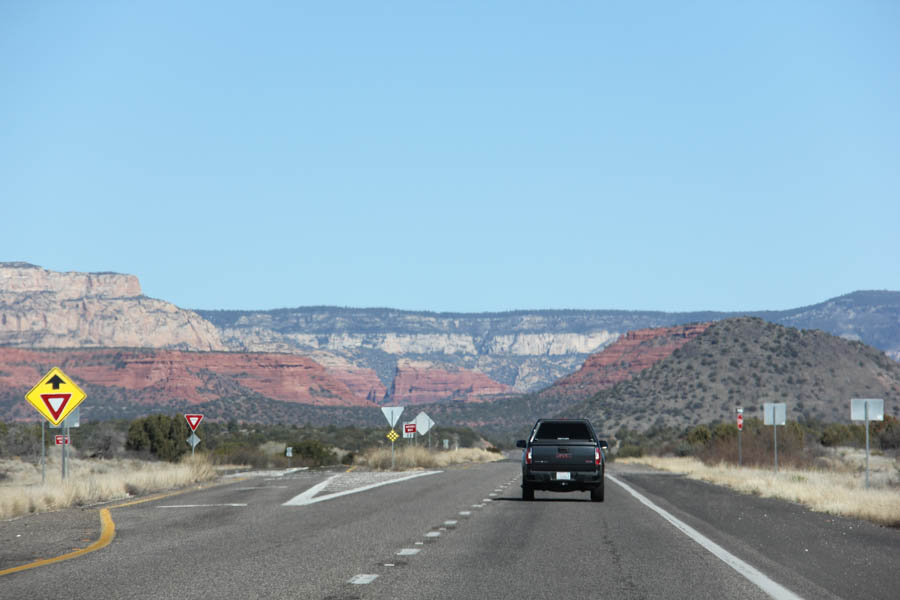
[556,472,571,480]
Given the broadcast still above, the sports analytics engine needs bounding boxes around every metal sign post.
[736,407,743,467]
[414,412,435,449]
[851,399,885,489]
[764,402,786,473]
[41,421,46,484]
[381,407,404,470]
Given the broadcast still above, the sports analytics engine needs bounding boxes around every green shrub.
[125,414,189,462]
[618,444,644,458]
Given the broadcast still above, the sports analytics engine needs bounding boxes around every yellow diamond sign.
[25,367,87,426]
[386,429,399,442]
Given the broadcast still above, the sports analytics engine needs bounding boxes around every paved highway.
[2,458,898,599]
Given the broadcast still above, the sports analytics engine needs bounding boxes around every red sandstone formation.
[541,323,711,399]
[0,347,374,414]
[384,360,514,405]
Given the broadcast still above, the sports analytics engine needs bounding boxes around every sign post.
[184,414,204,456]
[763,403,786,473]
[851,399,884,489]
[414,412,435,449]
[736,407,743,467]
[381,406,404,469]
[25,368,87,480]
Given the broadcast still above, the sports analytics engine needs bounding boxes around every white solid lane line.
[158,504,247,508]
[283,471,442,506]
[607,475,804,600]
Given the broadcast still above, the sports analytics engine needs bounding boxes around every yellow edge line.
[0,508,115,577]
[345,465,357,473]
[0,476,248,577]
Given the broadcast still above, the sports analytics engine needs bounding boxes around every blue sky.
[2,1,898,313]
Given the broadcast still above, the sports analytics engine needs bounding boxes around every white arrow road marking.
[283,471,441,506]
[608,475,805,600]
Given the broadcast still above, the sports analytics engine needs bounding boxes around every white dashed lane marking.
[348,574,379,585]
[397,548,421,556]
[425,531,441,538]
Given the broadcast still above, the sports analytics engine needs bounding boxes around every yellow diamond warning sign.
[25,367,87,426]
[386,429,399,442]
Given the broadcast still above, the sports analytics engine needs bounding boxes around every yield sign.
[25,367,87,426]
[185,414,204,432]
[381,406,403,428]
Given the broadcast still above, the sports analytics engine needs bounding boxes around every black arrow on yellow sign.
[47,374,66,389]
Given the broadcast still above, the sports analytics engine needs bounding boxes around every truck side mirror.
[515,440,527,448]
[598,440,609,450]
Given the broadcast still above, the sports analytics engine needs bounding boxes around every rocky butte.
[0,263,224,351]
[541,323,711,401]
[384,359,515,405]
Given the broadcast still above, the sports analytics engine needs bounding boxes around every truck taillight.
[594,447,601,466]
[526,448,532,465]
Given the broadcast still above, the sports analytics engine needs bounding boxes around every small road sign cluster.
[184,414,204,455]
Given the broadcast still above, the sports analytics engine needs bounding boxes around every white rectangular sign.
[381,406,404,428]
[763,402,786,426]
[851,398,884,421]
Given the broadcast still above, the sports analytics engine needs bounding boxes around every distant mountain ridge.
[567,317,900,433]
[196,290,900,393]
[2,263,899,416]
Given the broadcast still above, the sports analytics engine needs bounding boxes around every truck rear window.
[534,422,592,441]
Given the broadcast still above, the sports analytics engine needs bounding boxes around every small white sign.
[285,447,293,457]
[381,406,404,428]
[763,403,786,426]
[851,398,884,422]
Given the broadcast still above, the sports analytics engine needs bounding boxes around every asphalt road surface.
[2,458,898,599]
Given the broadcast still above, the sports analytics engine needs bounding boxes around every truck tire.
[590,480,604,502]
[522,483,534,501]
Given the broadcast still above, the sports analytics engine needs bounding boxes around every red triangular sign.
[41,394,72,422]
[185,414,203,431]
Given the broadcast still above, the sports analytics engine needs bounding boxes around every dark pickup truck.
[516,419,608,502]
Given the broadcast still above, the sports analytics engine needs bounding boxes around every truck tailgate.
[529,441,597,471]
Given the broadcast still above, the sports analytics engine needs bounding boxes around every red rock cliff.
[384,360,514,405]
[0,347,377,421]
[542,323,711,399]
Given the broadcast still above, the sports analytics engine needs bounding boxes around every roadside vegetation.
[357,445,503,470]
[611,416,900,526]
[0,415,494,518]
[0,453,216,520]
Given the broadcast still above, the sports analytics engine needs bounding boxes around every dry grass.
[619,451,900,527]
[0,454,217,520]
[357,446,503,470]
